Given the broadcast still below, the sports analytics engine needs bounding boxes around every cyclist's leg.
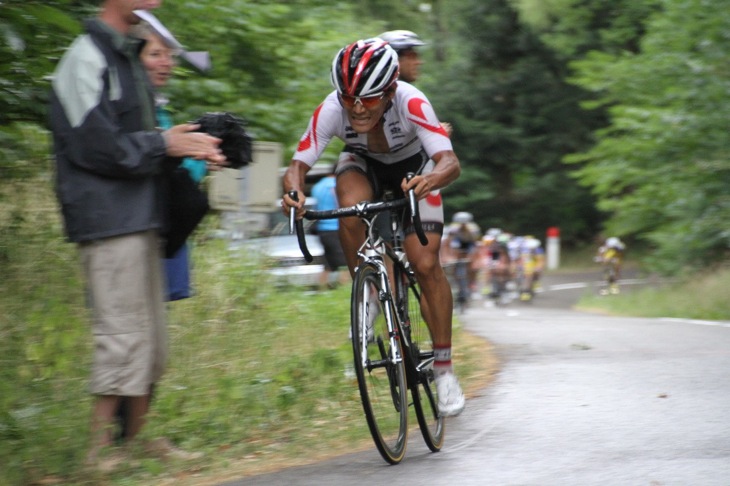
[335,164,373,277]
[396,267,444,451]
[404,231,465,416]
[600,262,611,295]
[404,232,451,345]
[608,258,621,294]
[606,259,615,284]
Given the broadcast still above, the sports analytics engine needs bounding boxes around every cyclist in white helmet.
[595,236,626,295]
[379,29,452,137]
[378,29,425,83]
[282,39,465,416]
[444,211,481,306]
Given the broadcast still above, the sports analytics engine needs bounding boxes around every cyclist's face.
[343,88,395,134]
[398,49,422,83]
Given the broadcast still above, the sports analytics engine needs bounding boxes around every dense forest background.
[1,0,728,274]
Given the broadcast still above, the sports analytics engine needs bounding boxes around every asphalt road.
[221,273,730,485]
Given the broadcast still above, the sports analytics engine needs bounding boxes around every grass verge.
[575,264,730,321]
[0,180,497,485]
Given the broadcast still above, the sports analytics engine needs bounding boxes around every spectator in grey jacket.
[48,0,224,470]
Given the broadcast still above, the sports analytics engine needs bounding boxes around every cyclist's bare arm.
[401,150,460,199]
[282,159,311,217]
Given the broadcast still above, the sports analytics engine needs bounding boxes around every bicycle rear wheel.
[351,263,408,464]
[398,271,445,452]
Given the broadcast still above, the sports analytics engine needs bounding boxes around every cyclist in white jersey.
[282,38,465,416]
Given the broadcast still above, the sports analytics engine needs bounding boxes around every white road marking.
[547,282,589,291]
[547,278,649,292]
[659,317,730,328]
[443,421,497,454]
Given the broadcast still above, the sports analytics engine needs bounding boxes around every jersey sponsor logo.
[387,120,402,133]
[387,120,405,140]
[407,98,448,136]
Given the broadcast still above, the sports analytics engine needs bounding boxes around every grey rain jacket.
[49,19,169,243]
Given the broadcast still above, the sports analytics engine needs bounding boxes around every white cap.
[453,211,473,224]
[134,10,211,72]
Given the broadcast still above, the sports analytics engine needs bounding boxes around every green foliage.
[0,122,53,181]
[430,0,603,239]
[0,2,88,178]
[511,0,662,57]
[156,1,389,154]
[1,0,726,276]
[0,1,396,179]
[0,2,82,122]
[566,0,730,273]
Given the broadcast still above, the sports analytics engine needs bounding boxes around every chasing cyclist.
[515,235,543,301]
[378,29,424,84]
[379,29,453,138]
[595,236,626,295]
[444,211,480,305]
[282,39,465,416]
[480,230,513,303]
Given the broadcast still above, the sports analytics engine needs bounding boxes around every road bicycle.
[288,174,444,464]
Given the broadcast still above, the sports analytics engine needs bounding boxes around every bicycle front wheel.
[401,276,445,452]
[351,263,408,464]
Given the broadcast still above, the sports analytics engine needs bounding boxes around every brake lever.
[288,191,297,236]
[287,191,313,262]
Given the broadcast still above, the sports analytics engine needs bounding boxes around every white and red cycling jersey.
[294,81,452,166]
[293,81,453,232]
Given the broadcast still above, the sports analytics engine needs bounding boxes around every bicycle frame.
[353,205,413,372]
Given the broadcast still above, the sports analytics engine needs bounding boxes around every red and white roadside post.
[546,226,560,270]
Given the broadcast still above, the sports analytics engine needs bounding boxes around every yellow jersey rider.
[595,236,626,294]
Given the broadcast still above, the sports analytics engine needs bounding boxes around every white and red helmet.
[331,39,400,97]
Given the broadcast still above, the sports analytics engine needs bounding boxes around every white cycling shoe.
[435,372,465,417]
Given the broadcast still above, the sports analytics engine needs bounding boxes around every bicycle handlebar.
[288,172,428,262]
